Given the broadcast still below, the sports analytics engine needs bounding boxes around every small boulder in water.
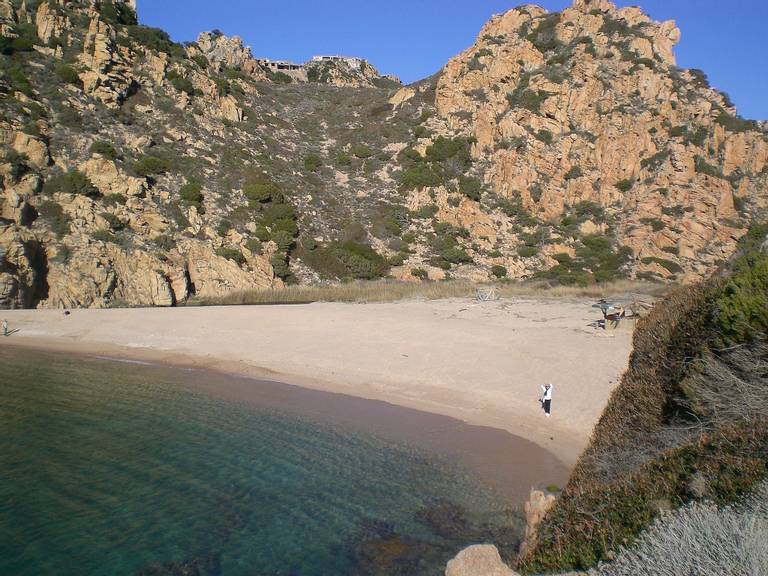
[445,544,518,576]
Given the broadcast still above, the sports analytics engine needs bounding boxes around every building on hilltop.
[311,55,366,70]
[257,59,304,72]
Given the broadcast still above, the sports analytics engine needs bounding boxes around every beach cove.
[2,297,633,466]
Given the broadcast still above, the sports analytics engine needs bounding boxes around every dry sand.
[1,297,634,467]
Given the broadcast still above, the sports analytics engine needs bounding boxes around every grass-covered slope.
[518,223,768,573]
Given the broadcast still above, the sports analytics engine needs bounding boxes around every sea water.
[0,348,517,576]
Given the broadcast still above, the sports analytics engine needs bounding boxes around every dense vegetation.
[518,223,768,573]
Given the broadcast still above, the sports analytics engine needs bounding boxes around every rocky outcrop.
[0,0,16,35]
[79,15,136,107]
[434,0,768,280]
[445,545,518,576]
[0,223,47,309]
[78,157,147,198]
[185,243,277,298]
[305,57,397,88]
[518,489,557,558]
[192,31,267,80]
[0,0,765,308]
[35,1,69,45]
[0,127,50,169]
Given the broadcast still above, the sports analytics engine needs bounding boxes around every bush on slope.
[518,223,768,573]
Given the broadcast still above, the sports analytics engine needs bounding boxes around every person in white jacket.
[540,383,553,417]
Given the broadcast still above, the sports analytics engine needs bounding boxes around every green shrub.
[91,229,117,243]
[10,37,35,53]
[400,164,442,191]
[304,241,389,280]
[491,265,508,278]
[102,193,127,207]
[336,152,352,166]
[152,234,175,251]
[2,64,33,96]
[425,136,472,165]
[640,218,666,232]
[526,13,562,53]
[90,140,118,159]
[166,70,194,95]
[246,237,263,254]
[267,70,292,84]
[36,200,70,238]
[713,249,768,344]
[415,204,439,219]
[303,154,323,172]
[507,87,554,113]
[641,256,683,274]
[662,205,685,218]
[253,226,270,242]
[694,156,724,179]
[179,182,203,206]
[191,54,209,69]
[243,178,281,205]
[100,212,126,231]
[133,155,172,177]
[3,149,30,180]
[99,0,138,26]
[715,111,758,133]
[640,149,670,171]
[216,219,232,237]
[270,253,290,278]
[535,129,554,145]
[271,230,295,252]
[518,245,539,258]
[572,201,605,223]
[564,166,583,180]
[351,144,374,159]
[684,126,709,147]
[441,245,472,265]
[411,268,428,280]
[215,247,246,265]
[54,64,80,85]
[615,179,634,192]
[467,56,485,72]
[44,170,99,197]
[458,175,482,201]
[126,25,183,56]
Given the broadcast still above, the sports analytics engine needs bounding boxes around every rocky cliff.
[1,0,766,308]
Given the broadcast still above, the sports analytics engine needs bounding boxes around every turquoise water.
[0,348,516,575]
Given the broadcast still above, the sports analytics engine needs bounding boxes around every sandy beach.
[1,297,634,467]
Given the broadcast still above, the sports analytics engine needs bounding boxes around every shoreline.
[1,298,634,467]
[4,343,570,504]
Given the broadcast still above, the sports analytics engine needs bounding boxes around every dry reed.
[186,279,668,307]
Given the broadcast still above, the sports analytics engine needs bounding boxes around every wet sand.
[182,364,570,504]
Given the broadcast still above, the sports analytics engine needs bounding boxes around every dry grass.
[186,279,668,306]
[685,342,768,427]
[590,482,768,576]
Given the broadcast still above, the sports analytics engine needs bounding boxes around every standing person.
[2,319,8,337]
[540,383,553,417]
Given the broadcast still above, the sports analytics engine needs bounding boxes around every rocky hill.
[1,0,766,308]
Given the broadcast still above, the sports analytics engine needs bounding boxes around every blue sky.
[137,1,768,120]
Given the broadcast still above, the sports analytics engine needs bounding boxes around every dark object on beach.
[64,310,71,316]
